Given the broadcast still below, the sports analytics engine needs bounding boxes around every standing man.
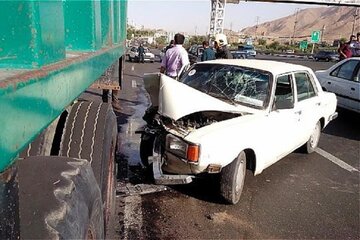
[160,33,190,79]
[138,44,145,63]
[201,40,216,61]
[214,34,233,59]
[353,32,360,57]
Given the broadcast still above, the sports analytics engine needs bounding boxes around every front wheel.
[304,121,321,153]
[219,151,246,204]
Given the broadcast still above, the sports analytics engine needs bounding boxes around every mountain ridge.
[240,6,359,42]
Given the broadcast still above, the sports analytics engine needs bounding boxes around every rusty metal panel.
[90,60,120,90]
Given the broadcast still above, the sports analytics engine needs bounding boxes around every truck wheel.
[220,151,246,204]
[18,156,104,239]
[303,121,321,154]
[59,101,117,236]
[140,133,155,167]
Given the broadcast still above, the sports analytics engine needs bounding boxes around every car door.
[264,73,300,166]
[293,71,322,145]
[324,59,360,112]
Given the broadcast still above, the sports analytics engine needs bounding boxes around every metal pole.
[351,8,358,35]
[292,8,299,45]
[311,43,315,54]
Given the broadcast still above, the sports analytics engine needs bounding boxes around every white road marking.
[316,148,359,173]
[131,65,135,71]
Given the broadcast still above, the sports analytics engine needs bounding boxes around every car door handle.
[327,82,331,84]
[351,87,355,91]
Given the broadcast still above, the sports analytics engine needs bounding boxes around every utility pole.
[321,25,326,43]
[254,16,259,40]
[291,8,299,45]
[351,8,359,35]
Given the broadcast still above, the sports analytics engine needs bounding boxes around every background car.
[188,44,204,64]
[313,50,339,62]
[238,45,256,57]
[231,50,249,59]
[315,57,360,113]
[127,46,155,63]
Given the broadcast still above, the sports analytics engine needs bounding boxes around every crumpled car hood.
[143,73,244,121]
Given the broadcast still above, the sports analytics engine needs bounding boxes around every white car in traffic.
[127,46,155,62]
[315,57,360,113]
[141,59,338,204]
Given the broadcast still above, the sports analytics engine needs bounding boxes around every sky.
[127,0,321,35]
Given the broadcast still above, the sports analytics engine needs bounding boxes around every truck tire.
[303,121,321,154]
[59,101,117,236]
[219,151,246,204]
[19,117,61,158]
[18,156,104,239]
[139,133,155,167]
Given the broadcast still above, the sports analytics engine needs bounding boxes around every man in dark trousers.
[201,40,216,61]
[138,44,145,63]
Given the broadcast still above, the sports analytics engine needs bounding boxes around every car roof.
[197,59,313,76]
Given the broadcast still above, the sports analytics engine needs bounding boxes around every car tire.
[219,151,246,204]
[140,133,155,167]
[315,58,319,61]
[303,121,321,154]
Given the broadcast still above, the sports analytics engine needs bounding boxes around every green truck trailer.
[0,1,127,238]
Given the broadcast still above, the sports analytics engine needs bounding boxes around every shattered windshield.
[179,63,272,109]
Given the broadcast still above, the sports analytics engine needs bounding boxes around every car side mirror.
[274,98,294,110]
[354,76,359,82]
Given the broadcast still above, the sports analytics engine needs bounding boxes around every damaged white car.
[140,59,338,204]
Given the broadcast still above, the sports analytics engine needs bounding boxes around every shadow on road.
[323,108,360,141]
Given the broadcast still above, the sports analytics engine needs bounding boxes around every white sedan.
[141,59,338,204]
[127,46,155,63]
[315,57,360,113]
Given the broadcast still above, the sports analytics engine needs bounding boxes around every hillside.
[241,6,359,42]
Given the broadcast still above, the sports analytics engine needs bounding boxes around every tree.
[258,39,266,46]
[155,36,167,46]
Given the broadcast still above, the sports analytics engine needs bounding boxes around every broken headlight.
[166,134,200,162]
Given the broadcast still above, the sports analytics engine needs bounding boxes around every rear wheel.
[304,121,321,154]
[220,151,246,204]
[19,156,104,239]
[59,101,117,237]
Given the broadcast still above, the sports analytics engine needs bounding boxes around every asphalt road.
[113,56,360,239]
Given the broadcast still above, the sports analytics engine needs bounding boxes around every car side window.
[274,74,294,108]
[294,72,316,101]
[330,60,359,81]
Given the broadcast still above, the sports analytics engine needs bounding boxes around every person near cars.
[347,34,357,56]
[214,33,233,59]
[353,33,360,57]
[165,40,175,52]
[201,40,216,61]
[138,44,145,63]
[160,33,190,79]
[338,38,352,60]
